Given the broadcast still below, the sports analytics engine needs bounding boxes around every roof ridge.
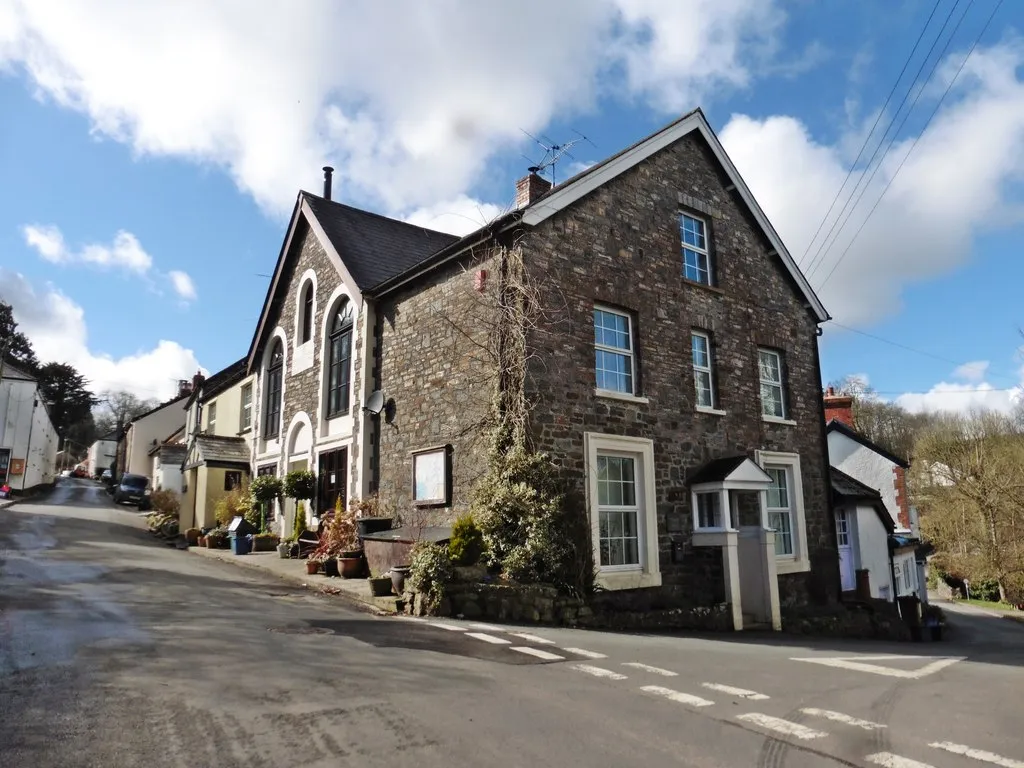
[301,191,459,242]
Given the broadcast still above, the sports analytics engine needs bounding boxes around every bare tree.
[94,390,158,438]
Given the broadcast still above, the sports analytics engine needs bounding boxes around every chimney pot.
[515,170,552,209]
[322,166,334,200]
[823,387,855,428]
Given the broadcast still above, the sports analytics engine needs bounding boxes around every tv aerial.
[520,128,597,186]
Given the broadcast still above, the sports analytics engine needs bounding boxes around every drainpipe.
[21,398,37,492]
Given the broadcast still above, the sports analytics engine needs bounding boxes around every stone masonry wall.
[374,249,502,521]
[522,130,837,607]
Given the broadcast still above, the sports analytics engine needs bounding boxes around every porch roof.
[688,456,772,490]
[183,435,251,471]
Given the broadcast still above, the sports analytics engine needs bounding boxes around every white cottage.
[0,362,59,491]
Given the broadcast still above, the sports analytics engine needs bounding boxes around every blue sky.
[1,0,1022,412]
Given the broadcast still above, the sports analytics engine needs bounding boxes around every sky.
[1,0,1022,414]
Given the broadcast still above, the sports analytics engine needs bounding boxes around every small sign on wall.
[8,458,25,476]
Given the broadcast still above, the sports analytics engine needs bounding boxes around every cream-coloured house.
[180,359,256,530]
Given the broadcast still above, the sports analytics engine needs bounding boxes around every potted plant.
[351,493,396,537]
[368,572,393,597]
[283,469,317,508]
[390,564,411,594]
[252,532,280,552]
[323,556,340,578]
[305,557,322,575]
[306,496,358,578]
[183,527,201,547]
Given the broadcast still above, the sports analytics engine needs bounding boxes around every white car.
[60,470,72,477]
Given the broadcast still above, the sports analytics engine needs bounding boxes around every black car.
[113,473,151,509]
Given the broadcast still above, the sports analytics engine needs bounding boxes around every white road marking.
[929,741,1024,768]
[507,632,555,645]
[572,664,627,680]
[790,655,965,679]
[465,632,512,645]
[622,662,677,677]
[425,622,467,631]
[640,685,714,707]
[468,622,505,631]
[736,713,828,740]
[563,647,607,659]
[800,708,886,730]
[701,683,769,700]
[866,752,937,768]
[511,646,564,661]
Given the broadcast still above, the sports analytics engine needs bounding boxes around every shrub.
[448,513,485,566]
[215,486,253,527]
[970,579,1002,603]
[309,503,358,560]
[250,474,283,503]
[283,469,317,501]
[410,542,454,609]
[149,489,180,516]
[292,501,308,540]
[473,448,593,597]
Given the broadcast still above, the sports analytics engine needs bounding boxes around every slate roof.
[303,193,459,291]
[687,456,750,486]
[830,466,895,534]
[185,357,247,408]
[0,361,36,381]
[827,419,910,469]
[185,435,251,469]
[152,443,187,463]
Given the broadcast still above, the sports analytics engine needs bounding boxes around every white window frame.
[584,433,661,591]
[207,401,217,433]
[694,490,727,530]
[595,453,642,571]
[766,466,794,557]
[593,305,638,398]
[758,348,787,421]
[291,269,317,374]
[691,330,719,412]
[240,383,253,432]
[680,213,711,285]
[756,450,808,574]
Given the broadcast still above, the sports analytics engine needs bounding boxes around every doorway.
[836,509,855,592]
[318,448,347,516]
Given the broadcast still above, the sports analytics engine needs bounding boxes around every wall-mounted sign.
[8,458,25,476]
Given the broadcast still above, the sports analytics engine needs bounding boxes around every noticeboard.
[8,457,24,476]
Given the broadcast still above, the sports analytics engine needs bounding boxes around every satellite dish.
[363,390,385,416]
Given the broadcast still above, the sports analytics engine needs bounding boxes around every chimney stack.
[177,379,192,398]
[515,167,552,209]
[191,370,205,396]
[322,166,334,200]
[823,385,855,427]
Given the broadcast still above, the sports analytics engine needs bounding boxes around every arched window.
[264,339,284,438]
[326,300,355,418]
[299,282,313,344]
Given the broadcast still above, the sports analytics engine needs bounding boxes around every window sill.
[775,557,810,575]
[762,416,797,427]
[681,277,725,295]
[595,389,649,404]
[238,427,252,436]
[595,569,662,591]
[696,406,727,417]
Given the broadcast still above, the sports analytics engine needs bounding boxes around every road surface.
[2,479,1022,767]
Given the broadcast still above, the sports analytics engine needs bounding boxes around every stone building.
[247,109,835,628]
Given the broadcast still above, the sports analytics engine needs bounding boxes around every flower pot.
[339,556,363,579]
[197,535,207,547]
[277,542,290,559]
[356,517,394,537]
[323,557,340,578]
[306,560,320,575]
[368,576,393,596]
[390,565,411,594]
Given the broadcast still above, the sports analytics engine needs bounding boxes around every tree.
[915,410,1024,603]
[0,300,40,374]
[828,375,933,462]
[94,390,158,439]
[36,363,98,449]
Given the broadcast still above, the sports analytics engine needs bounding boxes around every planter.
[323,557,340,578]
[277,542,291,559]
[184,529,200,547]
[357,517,394,538]
[339,556,363,579]
[197,535,207,547]
[306,560,321,575]
[390,565,411,595]
[341,548,364,559]
[368,576,393,597]
[252,535,280,552]
[206,535,227,549]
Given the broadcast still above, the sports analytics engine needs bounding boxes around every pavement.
[2,478,1024,768]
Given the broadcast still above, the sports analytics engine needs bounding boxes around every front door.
[836,509,855,591]
[317,448,347,516]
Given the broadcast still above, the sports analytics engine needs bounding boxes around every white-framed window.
[758,348,786,419]
[584,433,661,591]
[594,306,635,395]
[835,509,850,547]
[240,383,253,432]
[695,491,722,529]
[756,450,808,574]
[207,401,217,433]
[680,213,711,285]
[893,561,903,596]
[766,467,792,556]
[299,280,314,344]
[691,331,715,409]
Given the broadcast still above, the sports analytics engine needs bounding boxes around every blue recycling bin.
[228,516,256,556]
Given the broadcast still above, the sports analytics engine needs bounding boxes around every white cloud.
[896,380,1023,415]
[168,270,197,302]
[0,1,786,217]
[0,269,203,400]
[404,196,507,237]
[720,42,1024,328]
[953,360,990,382]
[23,224,152,274]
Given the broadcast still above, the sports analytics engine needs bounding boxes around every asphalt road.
[1,479,1022,768]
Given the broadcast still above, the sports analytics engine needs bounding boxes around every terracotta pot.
[197,536,207,547]
[339,556,363,579]
[306,560,320,575]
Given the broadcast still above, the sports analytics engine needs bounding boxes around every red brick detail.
[892,465,911,530]
[515,172,552,208]
[823,385,854,427]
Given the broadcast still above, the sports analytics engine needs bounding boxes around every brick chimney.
[191,370,205,395]
[515,168,552,209]
[177,379,192,398]
[892,466,911,531]
[823,386,854,427]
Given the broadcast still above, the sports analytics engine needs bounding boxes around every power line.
[804,0,965,280]
[817,0,1004,291]
[796,0,942,269]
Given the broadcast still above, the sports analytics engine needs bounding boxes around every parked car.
[100,469,112,482]
[72,467,87,478]
[60,470,72,478]
[113,473,151,510]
